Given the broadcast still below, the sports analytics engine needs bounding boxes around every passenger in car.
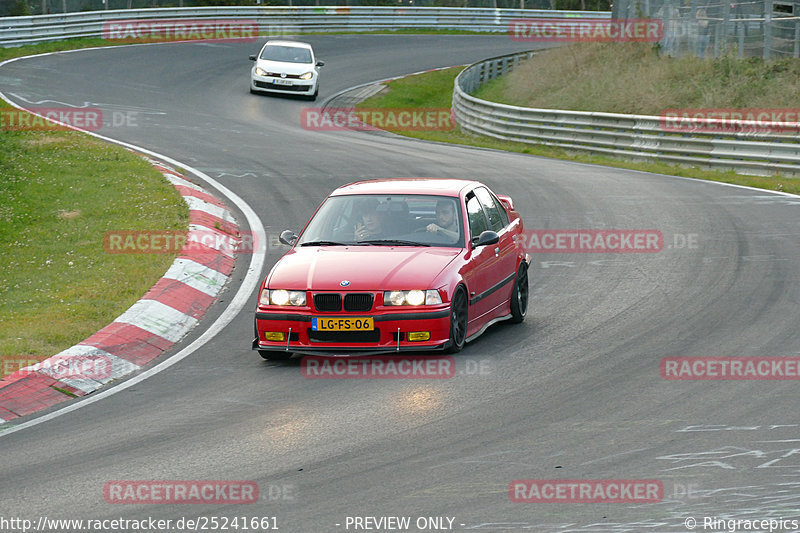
[427,199,460,242]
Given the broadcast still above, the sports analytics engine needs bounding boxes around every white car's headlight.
[299,72,314,80]
[255,67,267,76]
[384,290,442,306]
[261,289,306,306]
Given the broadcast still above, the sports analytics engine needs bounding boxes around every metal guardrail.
[452,51,800,176]
[0,7,610,46]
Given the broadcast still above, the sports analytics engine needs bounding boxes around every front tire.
[509,262,529,323]
[445,286,468,353]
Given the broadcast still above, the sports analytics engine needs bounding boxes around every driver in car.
[426,199,459,242]
[354,198,386,241]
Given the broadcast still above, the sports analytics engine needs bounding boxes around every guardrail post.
[737,15,744,58]
[718,0,730,58]
[763,0,772,60]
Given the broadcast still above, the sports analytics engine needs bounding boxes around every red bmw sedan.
[253,179,530,359]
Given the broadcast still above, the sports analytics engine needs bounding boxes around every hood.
[267,246,460,291]
[256,59,314,76]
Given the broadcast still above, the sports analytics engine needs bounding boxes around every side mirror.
[316,60,325,67]
[279,230,298,246]
[497,194,514,211]
[249,54,257,61]
[471,230,499,249]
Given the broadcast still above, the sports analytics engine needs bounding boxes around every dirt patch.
[57,210,81,219]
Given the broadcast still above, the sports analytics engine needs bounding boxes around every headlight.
[385,290,406,306]
[383,290,442,306]
[255,67,267,76]
[406,290,425,306]
[263,289,306,306]
[299,72,313,80]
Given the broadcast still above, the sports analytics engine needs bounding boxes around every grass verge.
[1,41,189,376]
[0,38,112,63]
[474,42,800,113]
[357,62,799,195]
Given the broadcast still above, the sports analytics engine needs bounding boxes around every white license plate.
[273,79,292,86]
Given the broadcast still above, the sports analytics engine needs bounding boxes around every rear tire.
[445,286,468,353]
[509,263,529,323]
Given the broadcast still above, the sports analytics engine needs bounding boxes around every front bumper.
[251,75,315,94]
[253,308,451,356]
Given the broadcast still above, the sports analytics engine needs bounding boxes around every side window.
[492,193,510,227]
[475,187,508,232]
[466,194,489,239]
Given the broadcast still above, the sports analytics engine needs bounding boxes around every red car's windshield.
[297,194,464,248]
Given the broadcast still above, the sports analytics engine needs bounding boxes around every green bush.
[7,0,32,16]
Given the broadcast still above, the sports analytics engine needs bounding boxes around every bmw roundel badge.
[340,280,351,287]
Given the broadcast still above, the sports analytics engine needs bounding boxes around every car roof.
[331,178,482,197]
[263,40,313,50]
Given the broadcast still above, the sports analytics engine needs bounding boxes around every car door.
[474,187,517,316]
[461,190,507,334]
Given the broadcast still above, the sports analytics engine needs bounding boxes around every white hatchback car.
[249,40,323,100]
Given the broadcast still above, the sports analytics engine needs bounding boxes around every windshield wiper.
[360,239,431,247]
[299,240,352,247]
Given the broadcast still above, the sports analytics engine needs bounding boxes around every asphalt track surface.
[2,35,800,532]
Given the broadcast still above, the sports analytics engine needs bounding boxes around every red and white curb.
[0,156,239,422]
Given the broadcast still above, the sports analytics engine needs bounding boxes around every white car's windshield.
[260,45,312,64]
[297,194,464,248]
